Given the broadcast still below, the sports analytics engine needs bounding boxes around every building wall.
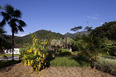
[4,48,20,54]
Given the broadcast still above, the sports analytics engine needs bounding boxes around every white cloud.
[87,16,100,20]
[15,34,26,37]
[100,22,104,25]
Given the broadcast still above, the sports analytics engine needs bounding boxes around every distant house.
[4,45,23,54]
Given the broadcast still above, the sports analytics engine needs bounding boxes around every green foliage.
[49,57,90,67]
[64,31,90,38]
[14,30,64,44]
[72,34,109,60]
[71,26,82,32]
[0,28,12,52]
[20,34,48,71]
[92,21,116,40]
[95,56,116,75]
[103,42,116,56]
[59,49,73,56]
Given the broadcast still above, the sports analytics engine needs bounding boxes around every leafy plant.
[20,34,48,71]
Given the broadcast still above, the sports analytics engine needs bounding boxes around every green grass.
[49,56,90,67]
[0,60,21,68]
[0,54,19,57]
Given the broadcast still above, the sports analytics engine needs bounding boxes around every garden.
[0,32,116,77]
[0,4,116,77]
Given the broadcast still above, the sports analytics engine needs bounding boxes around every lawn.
[0,54,19,57]
[48,56,90,67]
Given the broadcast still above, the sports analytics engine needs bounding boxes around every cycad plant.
[0,5,26,60]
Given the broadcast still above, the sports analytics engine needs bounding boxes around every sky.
[1,0,116,36]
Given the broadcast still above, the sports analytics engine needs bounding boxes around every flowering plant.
[21,34,48,71]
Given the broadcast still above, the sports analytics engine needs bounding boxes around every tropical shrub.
[20,34,48,71]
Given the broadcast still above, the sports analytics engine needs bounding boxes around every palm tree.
[63,37,72,51]
[0,5,26,60]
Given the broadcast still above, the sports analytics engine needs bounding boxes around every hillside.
[7,30,90,45]
[14,30,64,44]
[64,31,90,38]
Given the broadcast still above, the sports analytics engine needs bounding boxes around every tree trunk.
[12,32,14,60]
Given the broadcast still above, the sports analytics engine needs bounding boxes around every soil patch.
[0,63,115,77]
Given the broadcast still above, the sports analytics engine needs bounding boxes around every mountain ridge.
[6,30,90,44]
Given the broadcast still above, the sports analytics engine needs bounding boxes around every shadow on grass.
[46,55,55,68]
[0,60,21,72]
[68,55,90,67]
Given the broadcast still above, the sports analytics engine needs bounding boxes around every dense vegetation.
[14,30,65,44]
[92,21,116,40]
[64,31,90,38]
[0,28,12,53]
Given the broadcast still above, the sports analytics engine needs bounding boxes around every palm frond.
[0,6,4,10]
[0,19,6,27]
[1,12,11,21]
[18,20,26,27]
[0,28,6,35]
[9,20,17,28]
[13,10,22,18]
[1,12,7,17]
[18,26,24,32]
[5,4,14,15]
[10,18,18,22]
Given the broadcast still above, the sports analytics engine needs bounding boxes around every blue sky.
[1,0,116,36]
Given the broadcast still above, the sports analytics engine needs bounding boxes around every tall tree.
[70,26,82,32]
[0,5,26,60]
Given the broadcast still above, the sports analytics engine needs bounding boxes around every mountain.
[64,31,91,38]
[64,32,75,37]
[14,30,64,44]
[7,30,90,45]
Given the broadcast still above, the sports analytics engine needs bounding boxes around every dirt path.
[0,63,115,77]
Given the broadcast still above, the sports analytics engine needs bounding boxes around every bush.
[103,42,116,56]
[59,49,73,56]
[20,34,48,71]
[95,56,116,75]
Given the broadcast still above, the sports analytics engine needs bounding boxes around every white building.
[4,45,22,54]
[4,48,20,54]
